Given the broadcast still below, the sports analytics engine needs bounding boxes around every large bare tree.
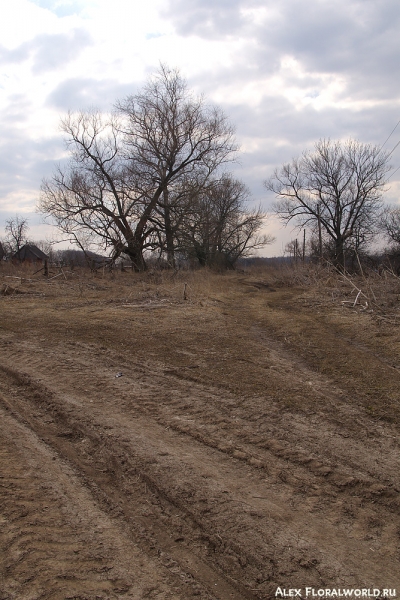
[265,139,391,266]
[40,66,237,271]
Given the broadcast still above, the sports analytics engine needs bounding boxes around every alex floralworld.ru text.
[275,589,397,598]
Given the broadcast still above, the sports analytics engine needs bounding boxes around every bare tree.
[5,215,29,256]
[265,139,391,266]
[0,240,6,260]
[179,175,274,268]
[381,205,400,246]
[147,174,203,267]
[40,66,237,271]
[40,111,148,269]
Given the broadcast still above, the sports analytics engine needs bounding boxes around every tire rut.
[0,370,252,600]
[0,336,399,595]
[0,406,201,600]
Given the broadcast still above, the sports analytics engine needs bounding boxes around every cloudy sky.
[1,0,400,255]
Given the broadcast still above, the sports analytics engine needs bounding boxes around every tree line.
[3,65,400,271]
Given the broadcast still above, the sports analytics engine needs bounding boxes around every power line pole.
[317,204,323,260]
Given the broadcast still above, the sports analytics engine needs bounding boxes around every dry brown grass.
[242,261,400,322]
[0,262,239,309]
[2,259,400,318]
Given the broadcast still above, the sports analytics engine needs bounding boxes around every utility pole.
[317,204,323,260]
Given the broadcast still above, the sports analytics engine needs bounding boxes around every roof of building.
[13,244,49,261]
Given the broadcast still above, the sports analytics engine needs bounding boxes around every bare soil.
[0,265,399,599]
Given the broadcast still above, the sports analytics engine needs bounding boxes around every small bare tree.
[5,215,29,256]
[381,205,400,246]
[179,175,274,268]
[265,139,391,267]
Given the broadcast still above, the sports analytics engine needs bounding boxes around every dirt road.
[1,269,399,599]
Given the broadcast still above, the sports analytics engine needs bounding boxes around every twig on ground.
[353,290,361,307]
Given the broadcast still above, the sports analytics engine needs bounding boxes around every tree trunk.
[163,190,176,268]
[334,236,345,269]
[126,240,147,272]
[121,188,165,272]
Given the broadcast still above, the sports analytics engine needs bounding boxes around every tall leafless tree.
[265,139,391,266]
[40,66,237,271]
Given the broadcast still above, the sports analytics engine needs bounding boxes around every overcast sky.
[1,0,400,255]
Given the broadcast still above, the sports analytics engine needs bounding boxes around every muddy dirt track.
[0,268,399,599]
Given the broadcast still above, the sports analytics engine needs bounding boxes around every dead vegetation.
[246,261,400,321]
[2,259,399,307]
[0,261,237,306]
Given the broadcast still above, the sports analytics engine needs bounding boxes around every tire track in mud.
[14,332,400,503]
[0,365,290,599]
[0,334,399,597]
[0,373,250,600]
[0,406,204,600]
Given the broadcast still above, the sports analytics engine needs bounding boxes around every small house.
[13,244,49,264]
